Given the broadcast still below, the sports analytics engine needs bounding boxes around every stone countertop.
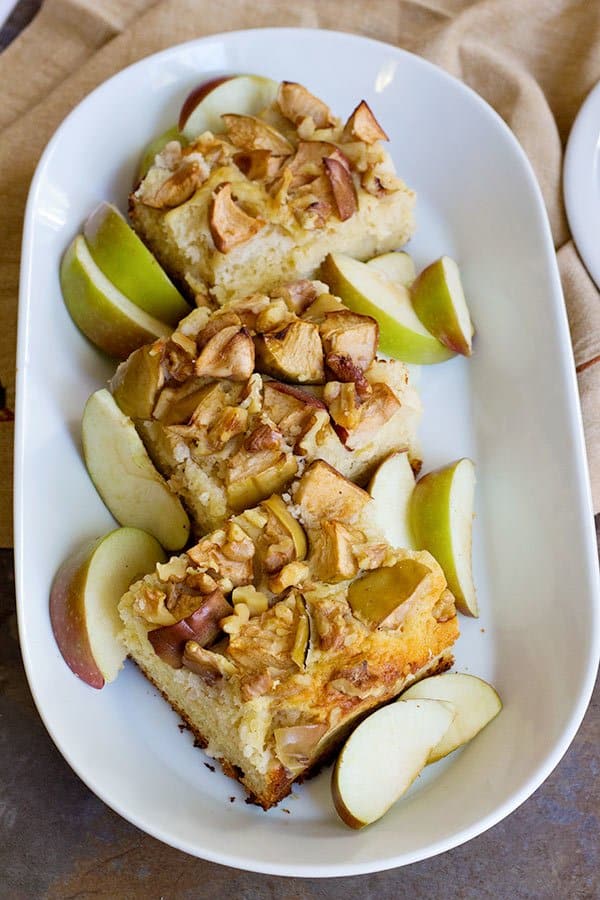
[2,2,599,896]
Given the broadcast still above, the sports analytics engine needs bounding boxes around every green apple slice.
[83,202,190,325]
[368,451,416,549]
[50,527,166,688]
[180,74,279,140]
[402,673,502,762]
[137,125,185,180]
[367,251,416,287]
[411,256,474,356]
[410,458,478,616]
[321,253,455,364]
[60,235,171,360]
[331,699,455,828]
[82,389,190,550]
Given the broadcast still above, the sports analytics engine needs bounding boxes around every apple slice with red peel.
[50,527,166,688]
[148,591,233,667]
[179,74,279,141]
[402,673,502,762]
[410,458,478,616]
[332,699,455,828]
[368,451,415,549]
[82,389,190,551]
[367,251,416,287]
[411,256,474,356]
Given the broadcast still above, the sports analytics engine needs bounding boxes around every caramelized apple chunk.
[293,460,371,528]
[209,182,264,253]
[319,310,379,372]
[277,81,335,129]
[254,320,324,383]
[342,100,388,144]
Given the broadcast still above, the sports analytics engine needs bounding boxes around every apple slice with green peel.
[110,343,164,421]
[368,451,415,549]
[332,699,455,828]
[367,251,416,287]
[50,527,166,688]
[321,253,455,364]
[60,235,171,360]
[179,74,279,140]
[411,256,474,356]
[402,673,502,762]
[410,458,478,616]
[83,202,190,326]
[137,125,186,180]
[82,389,190,550]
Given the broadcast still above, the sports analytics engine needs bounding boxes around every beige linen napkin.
[1,0,599,546]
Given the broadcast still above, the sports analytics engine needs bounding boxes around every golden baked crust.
[110,285,422,536]
[129,82,415,305]
[119,462,459,809]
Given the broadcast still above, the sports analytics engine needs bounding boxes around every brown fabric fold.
[1,0,600,545]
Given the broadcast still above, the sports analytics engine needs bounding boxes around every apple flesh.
[410,458,478,616]
[262,494,308,560]
[402,673,502,762]
[368,451,415,549]
[347,558,434,629]
[83,202,190,326]
[367,251,416,287]
[50,527,166,688]
[60,235,171,360]
[148,591,233,667]
[321,253,455,364]
[110,343,163,420]
[331,699,455,828]
[179,74,279,141]
[411,256,474,356]
[82,389,190,551]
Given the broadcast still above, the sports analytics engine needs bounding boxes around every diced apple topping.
[147,589,233,667]
[294,460,371,529]
[182,641,236,682]
[209,182,264,253]
[271,279,319,314]
[310,520,362,583]
[195,324,255,380]
[319,310,379,372]
[255,300,295,334]
[226,448,298,512]
[234,149,285,180]
[327,382,400,450]
[291,595,312,669]
[221,114,294,155]
[323,157,358,221]
[342,100,388,144]
[347,557,441,629]
[277,81,335,129]
[254,320,324,383]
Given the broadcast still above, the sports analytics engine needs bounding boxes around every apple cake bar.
[119,460,459,808]
[110,280,422,536]
[129,81,415,305]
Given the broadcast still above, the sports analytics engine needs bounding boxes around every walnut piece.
[186,524,255,586]
[277,81,336,129]
[143,160,205,209]
[325,353,372,399]
[342,100,388,144]
[244,423,282,452]
[194,324,255,381]
[222,114,294,155]
[268,560,310,594]
[209,182,264,253]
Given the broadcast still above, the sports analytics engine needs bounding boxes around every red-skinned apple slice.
[179,74,279,141]
[50,527,166,689]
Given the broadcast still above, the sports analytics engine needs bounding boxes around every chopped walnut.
[268,561,310,594]
[185,571,219,594]
[221,114,294,155]
[244,423,282,452]
[254,320,324,383]
[231,584,269,616]
[186,524,255,586]
[143,159,206,209]
[277,82,335,129]
[194,324,255,381]
[325,354,372,399]
[433,588,457,623]
[255,300,295,334]
[133,586,176,626]
[155,556,188,583]
[323,157,357,221]
[342,100,388,144]
[319,310,379,372]
[289,173,335,228]
[285,141,349,190]
[361,168,403,197]
[209,182,264,253]
[163,335,196,383]
[324,381,362,430]
[225,294,271,331]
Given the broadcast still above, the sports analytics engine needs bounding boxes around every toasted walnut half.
[323,157,357,221]
[342,100,388,144]
[254,320,325,383]
[277,81,335,129]
[222,114,294,155]
[194,324,255,381]
[209,183,264,253]
[143,160,206,209]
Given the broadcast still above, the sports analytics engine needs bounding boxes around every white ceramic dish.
[15,29,600,877]
[563,78,600,290]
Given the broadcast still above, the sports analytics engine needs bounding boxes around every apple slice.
[368,451,415,549]
[411,256,474,356]
[321,254,455,364]
[50,527,166,688]
[410,458,478,616]
[332,699,455,828]
[137,125,185,180]
[60,235,171,360]
[83,202,190,326]
[179,74,279,141]
[82,389,190,551]
[367,251,416,287]
[402,673,502,762]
